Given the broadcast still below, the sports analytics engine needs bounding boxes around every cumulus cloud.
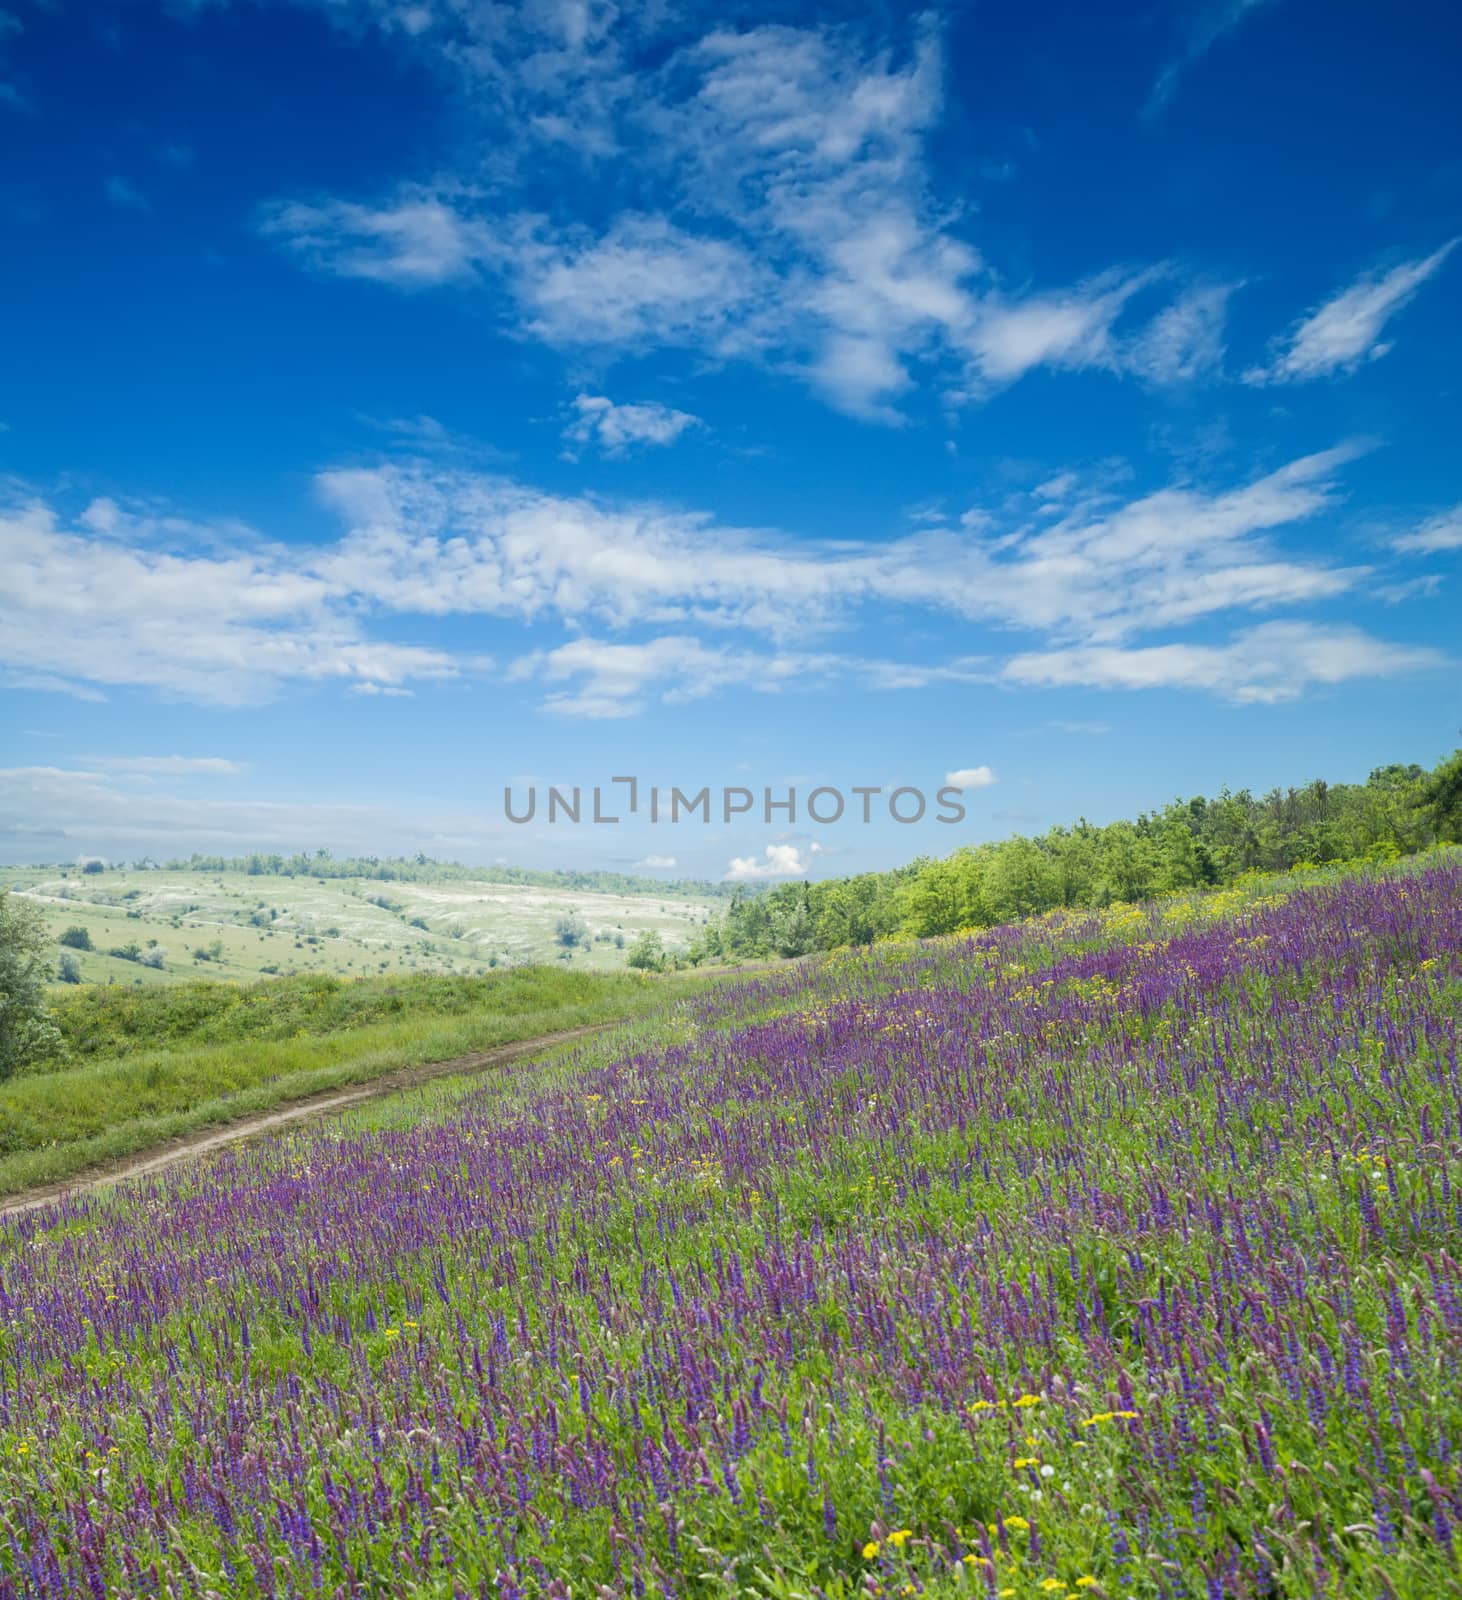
[725,843,813,881]
[563,394,702,456]
[945,765,998,790]
[635,854,678,869]
[1245,243,1457,384]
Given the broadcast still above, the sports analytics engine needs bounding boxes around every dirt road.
[0,1021,614,1223]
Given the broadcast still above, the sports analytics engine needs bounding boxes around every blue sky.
[1,0,1459,879]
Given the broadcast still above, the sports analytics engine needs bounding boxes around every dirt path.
[0,1022,615,1223]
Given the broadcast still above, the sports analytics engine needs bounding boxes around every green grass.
[0,964,716,1198]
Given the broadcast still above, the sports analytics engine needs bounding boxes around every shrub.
[0,890,65,1078]
[57,952,83,984]
[139,947,166,970]
[59,925,94,951]
[626,931,664,971]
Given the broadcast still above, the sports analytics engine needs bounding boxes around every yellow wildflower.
[863,1541,881,1560]
[887,1529,912,1548]
[1014,1393,1042,1408]
[1075,1580,1099,1590]
[1003,1515,1030,1532]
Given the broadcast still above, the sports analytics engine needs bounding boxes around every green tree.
[59,925,94,951]
[1421,750,1462,840]
[0,891,65,1079]
[626,931,664,970]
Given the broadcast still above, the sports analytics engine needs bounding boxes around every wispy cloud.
[259,191,491,286]
[1145,0,1278,118]
[0,495,471,704]
[104,176,151,213]
[3,440,1433,715]
[563,394,702,457]
[256,14,1230,422]
[1245,243,1457,384]
[1004,622,1446,703]
[83,755,243,776]
[1392,505,1462,555]
[509,636,987,719]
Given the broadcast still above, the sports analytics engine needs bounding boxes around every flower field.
[2,859,1462,1598]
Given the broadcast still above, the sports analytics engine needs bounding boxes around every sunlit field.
[2,856,1460,1597]
[0,866,721,985]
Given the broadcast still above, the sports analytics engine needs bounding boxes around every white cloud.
[254,14,1227,421]
[563,394,702,456]
[945,765,998,790]
[1126,282,1238,384]
[84,755,243,776]
[1393,506,1462,555]
[1245,243,1457,384]
[509,634,987,718]
[725,843,813,881]
[1004,622,1446,704]
[314,443,1366,650]
[0,496,469,704]
[1,440,1432,713]
[635,854,678,870]
[512,214,763,350]
[259,191,492,286]
[966,272,1154,385]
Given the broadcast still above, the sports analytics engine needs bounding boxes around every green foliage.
[554,914,590,949]
[0,964,701,1195]
[626,930,665,970]
[0,891,64,1080]
[58,925,93,951]
[701,752,1462,960]
[44,964,644,1062]
[57,952,83,984]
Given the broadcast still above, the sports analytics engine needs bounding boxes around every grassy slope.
[0,866,720,985]
[0,965,716,1198]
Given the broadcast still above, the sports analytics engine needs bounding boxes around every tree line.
[685,752,1462,962]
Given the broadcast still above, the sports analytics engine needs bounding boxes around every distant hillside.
[18,851,740,901]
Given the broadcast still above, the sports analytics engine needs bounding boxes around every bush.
[139,947,166,970]
[57,952,83,984]
[108,942,143,962]
[59,925,94,951]
[0,891,65,1078]
[626,931,664,971]
[554,915,590,949]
